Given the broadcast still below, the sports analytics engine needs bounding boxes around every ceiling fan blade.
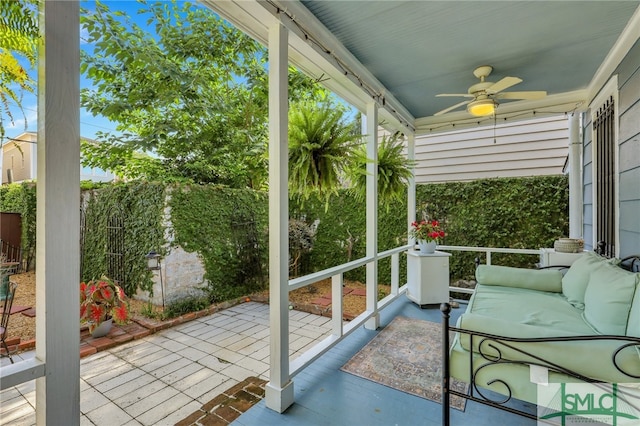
[487,76,522,94]
[436,93,474,98]
[434,100,471,116]
[496,91,547,100]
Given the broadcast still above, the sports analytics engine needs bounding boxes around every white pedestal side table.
[406,250,451,308]
[539,248,585,267]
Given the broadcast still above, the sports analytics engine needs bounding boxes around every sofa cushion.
[562,251,616,309]
[475,265,563,293]
[468,284,593,334]
[583,263,639,335]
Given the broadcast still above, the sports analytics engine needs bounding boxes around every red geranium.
[409,219,446,242]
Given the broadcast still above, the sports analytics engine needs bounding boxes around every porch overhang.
[202,0,415,133]
[204,0,640,135]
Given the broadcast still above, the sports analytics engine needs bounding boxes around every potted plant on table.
[80,276,130,337]
[409,220,445,254]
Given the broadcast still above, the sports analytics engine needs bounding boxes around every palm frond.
[288,100,358,206]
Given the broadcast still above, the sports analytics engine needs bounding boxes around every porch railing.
[438,245,541,295]
[288,244,543,378]
[288,244,411,377]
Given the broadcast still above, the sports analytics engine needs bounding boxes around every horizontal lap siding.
[587,39,640,257]
[2,143,33,183]
[617,40,640,258]
[414,115,569,183]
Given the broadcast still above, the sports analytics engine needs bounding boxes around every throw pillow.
[476,265,563,292]
[562,251,614,309]
[583,263,639,335]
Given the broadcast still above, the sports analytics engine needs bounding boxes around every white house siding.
[1,132,115,184]
[615,40,640,257]
[1,132,37,184]
[414,115,569,183]
[583,40,640,257]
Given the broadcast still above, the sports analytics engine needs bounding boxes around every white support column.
[364,103,379,330]
[568,113,583,239]
[35,1,81,424]
[265,22,293,414]
[407,133,416,240]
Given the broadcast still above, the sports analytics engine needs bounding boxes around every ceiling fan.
[434,65,547,117]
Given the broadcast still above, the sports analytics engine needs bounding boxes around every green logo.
[538,383,640,425]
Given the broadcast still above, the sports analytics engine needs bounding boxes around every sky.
[3,1,194,143]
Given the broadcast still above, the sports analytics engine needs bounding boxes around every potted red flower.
[80,276,130,336]
[409,220,446,253]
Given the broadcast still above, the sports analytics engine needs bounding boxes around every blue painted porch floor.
[234,296,536,426]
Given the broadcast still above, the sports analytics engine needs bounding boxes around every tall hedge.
[2,175,568,298]
[417,175,569,279]
[291,175,568,282]
[290,190,408,283]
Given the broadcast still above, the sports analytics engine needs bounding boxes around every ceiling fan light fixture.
[467,99,496,116]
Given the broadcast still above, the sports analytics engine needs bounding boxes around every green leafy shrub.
[163,289,210,319]
[2,175,568,302]
[417,175,569,279]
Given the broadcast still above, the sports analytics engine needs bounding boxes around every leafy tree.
[80,0,326,187]
[0,0,38,139]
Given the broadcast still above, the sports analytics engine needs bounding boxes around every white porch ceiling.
[204,0,640,134]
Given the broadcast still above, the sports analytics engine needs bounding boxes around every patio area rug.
[341,316,468,410]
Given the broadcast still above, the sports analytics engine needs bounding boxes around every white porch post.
[265,22,293,413]
[364,102,379,330]
[35,1,81,424]
[568,113,583,239]
[407,133,416,236]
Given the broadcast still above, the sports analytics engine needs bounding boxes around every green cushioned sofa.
[447,251,640,406]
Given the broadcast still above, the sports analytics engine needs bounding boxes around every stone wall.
[134,197,208,306]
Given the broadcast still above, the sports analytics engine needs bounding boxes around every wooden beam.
[35,1,81,424]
